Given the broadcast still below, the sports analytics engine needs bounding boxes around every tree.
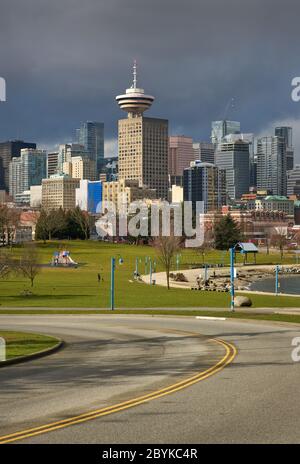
[70,207,90,240]
[197,241,211,264]
[35,209,67,241]
[0,205,19,246]
[263,227,273,255]
[0,249,14,279]
[0,205,8,246]
[152,235,181,289]
[6,209,19,246]
[271,228,288,260]
[214,214,242,250]
[294,230,300,247]
[19,243,40,287]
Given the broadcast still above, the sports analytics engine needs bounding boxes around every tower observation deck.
[116,61,154,117]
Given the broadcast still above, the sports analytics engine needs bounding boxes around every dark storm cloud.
[1,0,300,155]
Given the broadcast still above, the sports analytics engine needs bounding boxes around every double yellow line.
[0,337,237,444]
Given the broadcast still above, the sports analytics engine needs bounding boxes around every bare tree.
[152,235,181,289]
[197,240,211,264]
[19,243,40,287]
[0,205,7,246]
[71,207,90,240]
[7,209,20,247]
[0,249,13,279]
[0,205,19,246]
[36,209,67,241]
[263,227,274,255]
[271,227,288,260]
[294,230,300,247]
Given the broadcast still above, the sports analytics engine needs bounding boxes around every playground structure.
[51,250,78,267]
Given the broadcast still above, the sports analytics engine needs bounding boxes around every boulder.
[234,296,252,307]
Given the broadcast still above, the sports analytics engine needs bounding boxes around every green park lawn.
[0,240,300,310]
[0,331,60,360]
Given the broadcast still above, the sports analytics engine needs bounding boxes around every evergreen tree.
[214,214,241,250]
[35,207,90,241]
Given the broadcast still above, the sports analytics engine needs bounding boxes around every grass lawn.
[0,331,60,360]
[0,240,299,309]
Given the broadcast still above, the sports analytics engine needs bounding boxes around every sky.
[1,0,300,160]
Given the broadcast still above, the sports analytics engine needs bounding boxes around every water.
[251,275,300,295]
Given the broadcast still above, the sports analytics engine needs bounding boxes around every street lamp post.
[110,255,123,310]
[230,247,235,311]
[204,264,208,283]
[149,258,152,284]
[275,265,280,295]
[110,257,115,310]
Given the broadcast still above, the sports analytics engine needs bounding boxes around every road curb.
[0,339,64,368]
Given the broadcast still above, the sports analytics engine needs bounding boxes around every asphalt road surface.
[0,314,299,444]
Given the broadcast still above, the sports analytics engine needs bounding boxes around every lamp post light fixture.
[153,260,156,273]
[176,253,181,271]
[110,255,124,311]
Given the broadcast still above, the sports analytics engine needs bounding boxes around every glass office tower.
[211,120,241,147]
[77,121,104,175]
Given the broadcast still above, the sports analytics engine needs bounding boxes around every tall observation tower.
[116,62,168,199]
[116,61,154,117]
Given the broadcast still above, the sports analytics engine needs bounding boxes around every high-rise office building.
[183,161,226,213]
[100,157,118,182]
[275,126,294,171]
[193,142,215,164]
[76,179,102,213]
[57,143,90,173]
[77,121,104,175]
[215,140,250,200]
[257,136,287,196]
[116,62,168,199]
[63,156,96,181]
[42,174,80,210]
[9,148,47,199]
[47,152,59,177]
[211,120,240,147]
[287,165,300,196]
[0,140,36,191]
[275,126,292,149]
[223,132,255,187]
[168,136,194,177]
[102,179,156,212]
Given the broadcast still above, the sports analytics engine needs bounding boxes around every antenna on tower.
[133,59,137,89]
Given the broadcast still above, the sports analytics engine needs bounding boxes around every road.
[0,314,299,443]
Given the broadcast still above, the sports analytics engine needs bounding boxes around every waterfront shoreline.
[142,264,300,297]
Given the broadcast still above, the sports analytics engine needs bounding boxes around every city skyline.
[1,0,300,159]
